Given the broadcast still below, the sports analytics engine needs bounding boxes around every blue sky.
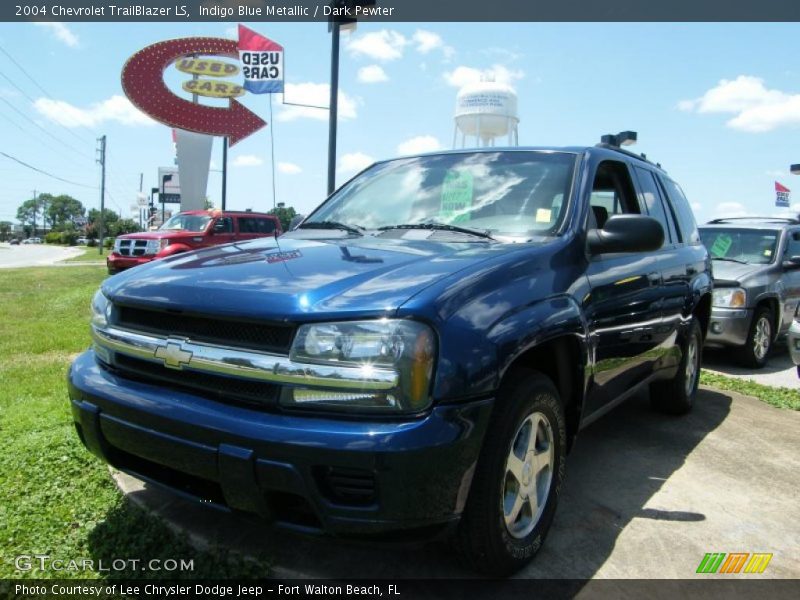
[2,22,800,225]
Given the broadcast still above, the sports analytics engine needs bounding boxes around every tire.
[734,307,773,369]
[455,370,567,576]
[651,318,702,415]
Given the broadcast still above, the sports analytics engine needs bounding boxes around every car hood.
[711,260,769,286]
[117,230,204,241]
[103,235,518,320]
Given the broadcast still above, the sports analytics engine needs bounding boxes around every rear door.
[779,228,800,332]
[237,216,277,242]
[583,159,666,417]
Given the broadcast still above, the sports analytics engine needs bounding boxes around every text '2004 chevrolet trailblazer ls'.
[69,146,711,575]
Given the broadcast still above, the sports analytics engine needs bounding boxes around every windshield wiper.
[378,222,495,241]
[298,221,364,236]
[712,257,748,264]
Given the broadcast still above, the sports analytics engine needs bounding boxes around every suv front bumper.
[705,307,754,348]
[107,253,154,273]
[68,350,492,538]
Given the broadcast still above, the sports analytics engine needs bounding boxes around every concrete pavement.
[0,243,82,268]
[111,387,800,579]
[704,345,799,389]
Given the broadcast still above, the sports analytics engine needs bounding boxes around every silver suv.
[699,217,800,367]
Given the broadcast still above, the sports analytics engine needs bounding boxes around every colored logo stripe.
[697,553,726,573]
[744,553,773,574]
[720,553,749,574]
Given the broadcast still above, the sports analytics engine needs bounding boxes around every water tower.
[453,79,519,148]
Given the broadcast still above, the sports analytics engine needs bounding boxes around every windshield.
[159,214,212,232]
[699,228,779,265]
[306,151,577,238]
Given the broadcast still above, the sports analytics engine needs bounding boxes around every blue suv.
[68,146,712,575]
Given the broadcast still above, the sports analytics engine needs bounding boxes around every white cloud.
[397,135,442,156]
[443,64,524,88]
[711,202,750,218]
[357,65,388,84]
[33,95,154,128]
[679,75,800,133]
[277,161,302,175]
[278,82,357,121]
[412,30,454,58]
[346,30,407,61]
[34,23,79,48]
[766,170,788,178]
[338,152,374,174]
[231,155,264,167]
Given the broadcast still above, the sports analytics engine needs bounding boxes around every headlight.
[283,319,436,413]
[144,239,170,255]
[712,288,746,308]
[90,290,110,328]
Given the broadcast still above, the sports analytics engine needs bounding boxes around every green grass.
[64,247,108,263]
[0,267,270,579]
[700,371,800,410]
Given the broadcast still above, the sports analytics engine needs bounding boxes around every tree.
[88,208,120,226]
[0,221,12,241]
[110,219,140,236]
[267,203,297,231]
[46,194,85,230]
[16,198,41,232]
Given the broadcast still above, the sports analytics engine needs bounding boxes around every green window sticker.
[439,169,474,223]
[710,234,732,258]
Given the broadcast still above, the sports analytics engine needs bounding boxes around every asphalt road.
[113,387,800,579]
[0,243,82,268]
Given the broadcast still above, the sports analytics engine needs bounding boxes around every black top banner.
[2,0,800,23]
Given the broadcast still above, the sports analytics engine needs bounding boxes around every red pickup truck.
[107,209,281,274]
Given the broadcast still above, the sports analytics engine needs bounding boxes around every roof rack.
[594,143,661,168]
[706,216,800,224]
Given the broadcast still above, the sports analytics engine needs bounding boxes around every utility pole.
[97,135,106,255]
[327,18,341,196]
[32,190,37,239]
[139,172,144,230]
[221,137,228,210]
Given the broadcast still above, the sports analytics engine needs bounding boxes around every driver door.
[206,216,235,247]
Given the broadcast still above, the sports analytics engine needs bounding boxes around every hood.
[103,235,518,321]
[117,230,204,241]
[711,259,769,286]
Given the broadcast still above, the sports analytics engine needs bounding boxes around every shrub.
[87,239,97,247]
[104,237,114,249]
[60,232,78,246]
[44,232,61,245]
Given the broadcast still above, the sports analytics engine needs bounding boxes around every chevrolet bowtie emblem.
[154,340,193,370]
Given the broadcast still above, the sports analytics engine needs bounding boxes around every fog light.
[711,322,723,334]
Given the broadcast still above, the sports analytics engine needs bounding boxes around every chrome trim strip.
[91,325,399,391]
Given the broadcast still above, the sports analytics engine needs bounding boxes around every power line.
[0,150,97,189]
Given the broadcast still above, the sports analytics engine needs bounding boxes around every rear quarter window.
[659,176,700,245]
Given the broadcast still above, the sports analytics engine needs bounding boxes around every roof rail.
[706,216,800,224]
[594,143,660,168]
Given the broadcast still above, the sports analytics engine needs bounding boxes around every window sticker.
[536,208,552,223]
[439,169,474,223]
[710,234,732,257]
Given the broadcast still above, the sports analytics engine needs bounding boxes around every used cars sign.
[238,24,284,94]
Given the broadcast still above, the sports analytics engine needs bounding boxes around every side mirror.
[288,214,305,231]
[588,214,665,255]
[211,221,226,233]
[782,255,800,269]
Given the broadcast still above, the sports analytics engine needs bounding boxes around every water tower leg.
[452,125,458,149]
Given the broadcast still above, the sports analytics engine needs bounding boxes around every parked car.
[9,238,19,245]
[698,217,800,367]
[106,209,282,274]
[76,237,89,245]
[788,308,800,378]
[69,145,711,575]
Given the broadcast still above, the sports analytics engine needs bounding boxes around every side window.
[659,176,700,244]
[214,217,233,233]
[257,218,276,234]
[589,160,640,229]
[238,217,256,233]
[634,167,676,245]
[786,230,800,258]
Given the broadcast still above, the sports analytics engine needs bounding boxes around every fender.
[488,294,588,381]
[158,243,192,258]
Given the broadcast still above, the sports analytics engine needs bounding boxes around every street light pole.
[327,19,341,196]
[97,135,106,255]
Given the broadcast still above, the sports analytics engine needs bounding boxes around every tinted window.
[589,161,640,229]
[634,167,675,245]
[239,217,276,234]
[786,229,800,258]
[659,176,700,244]
[214,217,233,233]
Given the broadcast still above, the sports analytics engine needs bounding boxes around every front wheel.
[455,370,566,576]
[651,318,702,415]
[735,307,773,369]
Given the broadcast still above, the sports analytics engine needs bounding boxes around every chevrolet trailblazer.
[69,146,712,575]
